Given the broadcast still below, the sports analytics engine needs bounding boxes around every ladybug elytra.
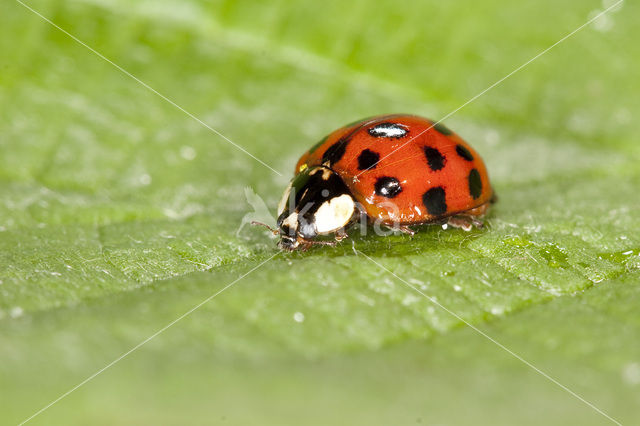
[272,114,495,250]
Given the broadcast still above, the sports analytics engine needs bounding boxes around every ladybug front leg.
[335,228,349,242]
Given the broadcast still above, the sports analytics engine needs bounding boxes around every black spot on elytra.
[374,177,402,198]
[432,122,453,136]
[322,138,349,165]
[357,149,380,171]
[423,146,446,171]
[368,122,408,139]
[455,144,474,161]
[468,168,482,199]
[423,187,447,216]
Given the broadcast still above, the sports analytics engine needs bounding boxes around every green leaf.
[2,0,639,424]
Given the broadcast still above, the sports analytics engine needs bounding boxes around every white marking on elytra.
[314,194,355,234]
[277,183,292,216]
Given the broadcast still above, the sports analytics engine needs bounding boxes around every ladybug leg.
[306,239,338,250]
[335,228,349,242]
[446,215,484,231]
[472,217,485,228]
[299,241,312,252]
[379,223,414,235]
[397,225,415,236]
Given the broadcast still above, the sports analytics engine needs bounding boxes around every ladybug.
[268,114,495,251]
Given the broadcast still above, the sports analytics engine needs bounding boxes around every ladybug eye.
[321,189,330,197]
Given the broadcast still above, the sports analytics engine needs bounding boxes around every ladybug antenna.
[251,221,279,236]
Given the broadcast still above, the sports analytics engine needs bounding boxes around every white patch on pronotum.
[277,183,292,216]
[309,167,331,180]
[314,194,355,234]
[282,212,298,229]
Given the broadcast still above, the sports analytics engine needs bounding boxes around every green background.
[1,0,639,424]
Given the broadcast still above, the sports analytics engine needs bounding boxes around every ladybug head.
[276,166,356,251]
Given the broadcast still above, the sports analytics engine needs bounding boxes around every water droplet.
[180,145,197,160]
[140,174,152,185]
[589,9,614,32]
[538,244,570,269]
[357,294,376,306]
[491,307,504,315]
[622,363,640,386]
[401,294,420,306]
[485,129,500,145]
[293,312,305,323]
[10,307,24,319]
[614,108,631,124]
[598,248,640,264]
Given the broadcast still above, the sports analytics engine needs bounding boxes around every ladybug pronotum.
[270,114,496,250]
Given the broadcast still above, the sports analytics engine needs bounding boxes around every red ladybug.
[272,114,495,250]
